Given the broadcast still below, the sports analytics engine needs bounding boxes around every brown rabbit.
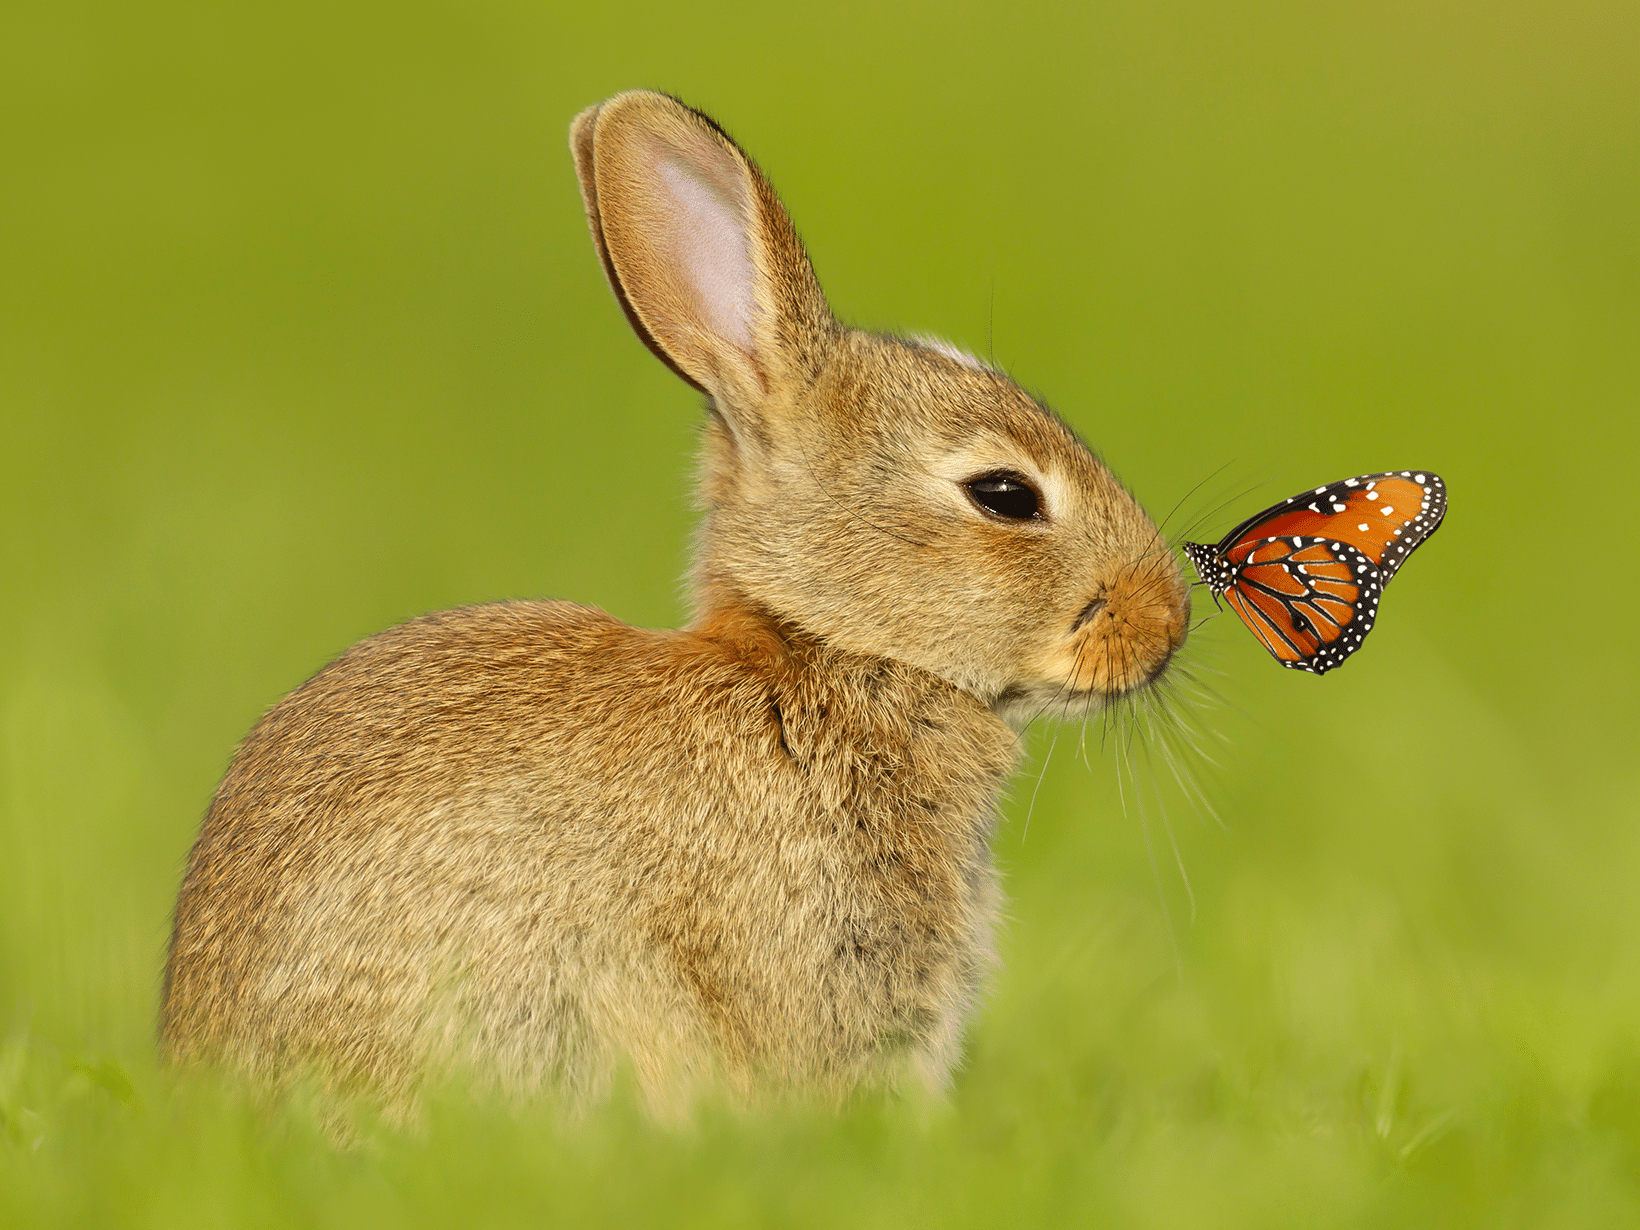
[160,91,1191,1117]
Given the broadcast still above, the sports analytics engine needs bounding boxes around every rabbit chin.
[989,648,1174,730]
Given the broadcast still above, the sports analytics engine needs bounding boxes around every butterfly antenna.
[1172,479,1268,546]
[1154,460,1236,536]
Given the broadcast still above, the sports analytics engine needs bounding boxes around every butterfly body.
[1183,471,1446,674]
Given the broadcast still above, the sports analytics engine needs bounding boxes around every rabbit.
[159,90,1191,1118]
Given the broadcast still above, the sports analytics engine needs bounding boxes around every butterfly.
[1182,471,1446,674]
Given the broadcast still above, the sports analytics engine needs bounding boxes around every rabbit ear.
[571,92,836,426]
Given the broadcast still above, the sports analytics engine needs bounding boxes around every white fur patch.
[912,334,991,372]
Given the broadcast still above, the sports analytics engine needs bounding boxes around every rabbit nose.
[1076,554,1191,694]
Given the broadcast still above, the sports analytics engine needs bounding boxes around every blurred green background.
[4,0,1638,1224]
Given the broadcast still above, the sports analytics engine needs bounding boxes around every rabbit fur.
[159,90,1191,1117]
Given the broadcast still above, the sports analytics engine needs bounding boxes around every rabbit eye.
[965,474,1042,521]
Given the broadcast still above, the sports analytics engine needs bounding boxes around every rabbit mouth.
[991,664,1167,726]
[995,604,1184,725]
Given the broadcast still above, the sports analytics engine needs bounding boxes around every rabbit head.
[572,92,1188,719]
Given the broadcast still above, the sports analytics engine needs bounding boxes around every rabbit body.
[161,92,1189,1114]
[162,601,1014,1108]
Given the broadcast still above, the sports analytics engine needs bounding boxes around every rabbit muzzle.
[1028,550,1191,708]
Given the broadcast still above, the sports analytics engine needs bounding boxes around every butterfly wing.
[1184,470,1445,674]
[1219,537,1383,674]
[1213,471,1445,581]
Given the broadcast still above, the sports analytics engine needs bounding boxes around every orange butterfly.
[1183,471,1446,674]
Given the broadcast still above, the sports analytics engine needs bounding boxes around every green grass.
[5,0,1640,1224]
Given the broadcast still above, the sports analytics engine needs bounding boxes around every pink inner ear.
[657,156,756,354]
